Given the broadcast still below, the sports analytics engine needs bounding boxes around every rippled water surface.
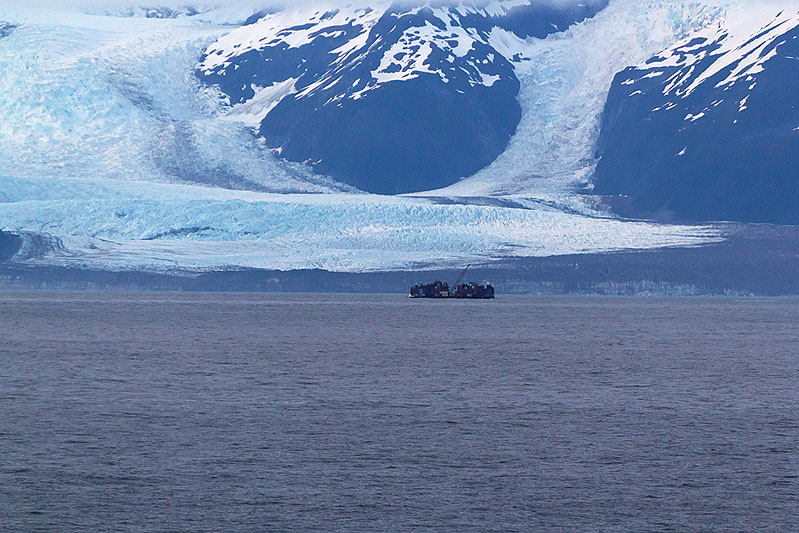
[1,293,797,531]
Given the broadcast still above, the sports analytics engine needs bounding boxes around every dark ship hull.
[409,281,494,299]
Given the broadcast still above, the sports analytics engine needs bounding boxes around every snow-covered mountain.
[594,6,799,223]
[197,0,608,193]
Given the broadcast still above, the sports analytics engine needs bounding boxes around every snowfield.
[2,1,779,273]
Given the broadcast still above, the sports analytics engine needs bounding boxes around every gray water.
[1,293,797,532]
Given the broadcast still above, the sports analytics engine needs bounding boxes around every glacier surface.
[0,174,719,272]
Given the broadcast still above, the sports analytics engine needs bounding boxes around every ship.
[409,265,495,299]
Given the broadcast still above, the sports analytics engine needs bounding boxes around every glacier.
[2,1,774,274]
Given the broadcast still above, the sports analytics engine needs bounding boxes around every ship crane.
[452,264,470,288]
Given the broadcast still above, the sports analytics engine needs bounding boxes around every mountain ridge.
[197,0,609,193]
[594,7,799,224]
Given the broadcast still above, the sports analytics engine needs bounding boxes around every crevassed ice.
[0,174,720,272]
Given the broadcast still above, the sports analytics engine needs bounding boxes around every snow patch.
[738,94,749,112]
[221,78,298,128]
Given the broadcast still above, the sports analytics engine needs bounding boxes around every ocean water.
[1,293,797,531]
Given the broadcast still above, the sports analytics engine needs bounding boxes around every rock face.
[0,231,21,262]
[0,22,15,38]
[594,10,799,224]
[197,1,608,194]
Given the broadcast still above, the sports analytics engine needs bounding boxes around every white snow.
[738,94,750,112]
[198,5,386,72]
[372,32,439,85]
[221,78,299,128]
[440,0,799,198]
[202,2,564,106]
[481,74,501,87]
